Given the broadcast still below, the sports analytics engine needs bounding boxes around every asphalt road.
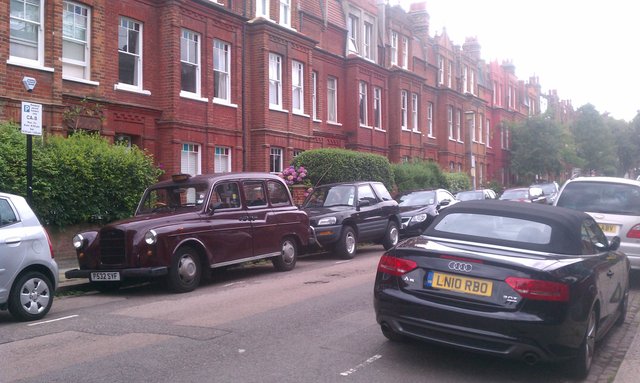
[1,246,639,383]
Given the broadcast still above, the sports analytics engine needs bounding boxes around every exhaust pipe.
[522,352,539,366]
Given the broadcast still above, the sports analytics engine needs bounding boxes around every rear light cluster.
[377,254,417,277]
[626,224,640,239]
[505,277,569,302]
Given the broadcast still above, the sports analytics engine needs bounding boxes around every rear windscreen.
[556,182,640,215]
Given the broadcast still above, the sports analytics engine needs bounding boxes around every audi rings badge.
[448,261,472,273]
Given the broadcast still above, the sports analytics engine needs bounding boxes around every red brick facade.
[0,0,571,187]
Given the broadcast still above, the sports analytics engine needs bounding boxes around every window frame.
[292,60,304,114]
[373,87,382,130]
[270,147,283,173]
[9,0,45,67]
[269,53,283,109]
[411,93,419,132]
[279,0,291,27]
[447,105,454,139]
[62,1,91,80]
[327,76,338,123]
[401,36,408,69]
[117,16,144,90]
[256,0,269,18]
[311,71,318,120]
[181,143,201,176]
[214,39,231,103]
[359,81,368,126]
[400,90,408,130]
[214,146,232,173]
[427,102,434,137]
[180,28,201,96]
[390,31,398,66]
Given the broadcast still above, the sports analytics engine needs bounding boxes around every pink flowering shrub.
[279,165,309,186]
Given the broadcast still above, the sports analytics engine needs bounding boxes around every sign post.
[21,101,42,204]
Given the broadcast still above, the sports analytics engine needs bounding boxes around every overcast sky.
[405,0,638,121]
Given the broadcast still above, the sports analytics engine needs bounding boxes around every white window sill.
[359,124,372,129]
[327,121,342,127]
[449,137,457,142]
[374,127,386,132]
[213,98,238,108]
[269,106,289,114]
[114,83,151,95]
[401,127,410,131]
[427,135,435,139]
[292,111,309,118]
[63,76,99,86]
[457,140,464,143]
[412,129,421,134]
[180,91,209,103]
[7,59,54,72]
[312,118,322,123]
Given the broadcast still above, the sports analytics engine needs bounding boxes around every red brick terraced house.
[0,0,571,187]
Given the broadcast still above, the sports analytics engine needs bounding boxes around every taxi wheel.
[336,226,357,259]
[272,237,298,271]
[167,246,201,293]
[381,221,399,250]
[8,271,54,322]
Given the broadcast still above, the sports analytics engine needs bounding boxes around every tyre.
[381,221,399,250]
[272,237,298,271]
[568,307,597,379]
[616,289,629,326]
[335,226,357,259]
[167,246,202,293]
[381,324,405,342]
[8,271,54,322]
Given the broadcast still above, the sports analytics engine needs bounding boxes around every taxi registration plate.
[426,271,493,297]
[598,223,619,235]
[90,272,121,281]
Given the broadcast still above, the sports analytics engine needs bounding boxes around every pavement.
[53,254,640,382]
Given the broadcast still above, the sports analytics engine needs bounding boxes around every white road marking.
[340,354,382,376]
[335,260,352,265]
[27,314,79,326]
[223,281,246,287]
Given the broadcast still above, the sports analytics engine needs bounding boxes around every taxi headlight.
[144,230,158,245]
[317,217,337,226]
[72,234,85,250]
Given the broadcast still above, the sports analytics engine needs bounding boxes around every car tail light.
[44,229,55,259]
[626,224,640,239]
[505,277,569,302]
[377,254,418,276]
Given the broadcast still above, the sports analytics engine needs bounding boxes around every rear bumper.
[374,289,583,363]
[65,267,168,280]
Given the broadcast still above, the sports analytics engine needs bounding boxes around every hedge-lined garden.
[0,123,162,226]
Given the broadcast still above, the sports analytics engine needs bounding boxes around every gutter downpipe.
[242,1,247,170]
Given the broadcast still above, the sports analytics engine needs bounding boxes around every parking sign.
[21,102,43,136]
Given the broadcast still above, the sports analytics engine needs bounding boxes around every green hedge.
[391,160,446,193]
[442,172,472,193]
[0,123,162,226]
[291,148,394,189]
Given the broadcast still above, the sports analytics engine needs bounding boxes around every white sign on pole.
[21,101,43,136]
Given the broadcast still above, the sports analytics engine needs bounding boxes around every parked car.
[396,189,457,238]
[0,192,58,321]
[499,186,547,203]
[555,176,640,270]
[374,200,629,379]
[530,181,560,205]
[66,173,310,293]
[301,181,400,259]
[455,189,497,201]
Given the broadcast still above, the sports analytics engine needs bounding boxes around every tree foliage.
[510,116,564,184]
[391,160,446,193]
[570,104,617,176]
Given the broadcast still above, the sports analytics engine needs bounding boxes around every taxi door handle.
[606,270,614,278]
[5,237,21,246]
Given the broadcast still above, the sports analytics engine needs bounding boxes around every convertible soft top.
[423,200,595,254]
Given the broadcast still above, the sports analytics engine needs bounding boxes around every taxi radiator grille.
[100,229,126,265]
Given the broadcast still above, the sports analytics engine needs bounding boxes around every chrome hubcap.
[178,255,197,282]
[390,226,399,245]
[282,240,295,264]
[346,232,356,254]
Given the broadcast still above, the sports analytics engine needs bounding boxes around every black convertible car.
[374,200,629,378]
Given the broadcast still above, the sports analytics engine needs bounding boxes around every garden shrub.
[291,148,394,189]
[442,172,472,193]
[0,123,162,226]
[391,160,446,193]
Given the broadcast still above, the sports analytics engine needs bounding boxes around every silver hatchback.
[0,192,58,321]
[555,177,640,269]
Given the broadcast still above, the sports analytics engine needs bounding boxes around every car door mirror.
[357,199,371,207]
[609,236,621,251]
[208,201,224,214]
